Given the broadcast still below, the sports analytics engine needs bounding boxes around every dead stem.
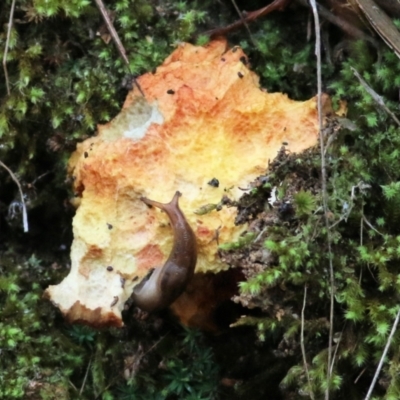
[301,285,315,400]
[362,215,384,237]
[308,1,335,399]
[93,0,144,96]
[351,66,400,127]
[3,0,16,95]
[364,308,400,400]
[296,0,378,47]
[204,0,291,38]
[79,356,92,395]
[230,0,257,47]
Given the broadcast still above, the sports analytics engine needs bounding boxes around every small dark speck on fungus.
[208,178,220,187]
[240,56,248,65]
[110,296,118,307]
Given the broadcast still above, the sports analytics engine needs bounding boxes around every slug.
[131,191,197,312]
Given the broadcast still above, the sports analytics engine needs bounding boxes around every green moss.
[3,0,400,398]
[109,328,219,400]
[219,232,256,251]
[0,1,221,398]
[225,35,400,398]
[0,252,83,399]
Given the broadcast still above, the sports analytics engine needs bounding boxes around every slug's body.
[131,191,197,312]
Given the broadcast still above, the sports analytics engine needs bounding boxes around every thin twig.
[254,227,267,243]
[329,331,342,376]
[362,215,384,237]
[354,367,366,384]
[0,160,29,232]
[301,285,315,400]
[351,67,400,127]
[321,28,333,66]
[364,307,400,400]
[93,0,144,96]
[204,0,291,38]
[307,11,312,42]
[94,0,128,65]
[79,356,92,395]
[360,215,364,247]
[68,379,78,392]
[230,0,257,47]
[308,2,335,399]
[295,0,378,47]
[3,0,16,95]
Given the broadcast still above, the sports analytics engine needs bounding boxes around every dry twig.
[351,67,400,127]
[93,0,144,96]
[301,285,315,400]
[204,0,291,38]
[362,215,384,237]
[79,356,92,395]
[3,0,16,95]
[364,307,400,400]
[296,0,378,47]
[308,1,335,398]
[230,0,256,47]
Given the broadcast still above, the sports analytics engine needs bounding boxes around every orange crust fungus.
[45,39,321,327]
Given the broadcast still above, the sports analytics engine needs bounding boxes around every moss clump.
[3,0,400,399]
[0,1,221,398]
[0,252,83,399]
[221,34,400,398]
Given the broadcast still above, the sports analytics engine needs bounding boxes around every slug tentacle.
[131,191,197,312]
